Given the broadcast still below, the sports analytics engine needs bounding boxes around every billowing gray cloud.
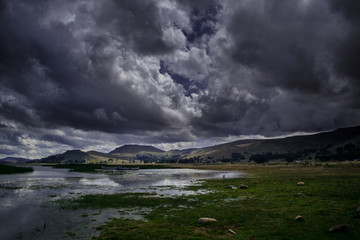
[95,0,176,55]
[0,0,359,159]
[328,0,360,106]
[227,0,345,93]
[189,0,360,137]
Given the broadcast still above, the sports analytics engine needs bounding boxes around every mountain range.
[34,125,360,164]
[0,157,32,164]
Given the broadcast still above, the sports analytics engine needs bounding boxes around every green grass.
[60,192,191,210]
[60,164,360,239]
[0,164,33,174]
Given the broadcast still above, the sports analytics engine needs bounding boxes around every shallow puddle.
[0,166,242,239]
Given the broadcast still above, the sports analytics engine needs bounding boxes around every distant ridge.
[227,125,360,152]
[186,125,360,163]
[39,150,88,164]
[28,125,360,164]
[109,144,164,154]
[0,157,32,164]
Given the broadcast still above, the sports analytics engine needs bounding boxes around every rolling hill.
[38,150,89,164]
[108,144,165,163]
[109,144,164,154]
[0,157,33,164]
[34,126,360,164]
[178,126,360,163]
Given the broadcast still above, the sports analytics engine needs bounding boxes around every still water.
[0,166,241,240]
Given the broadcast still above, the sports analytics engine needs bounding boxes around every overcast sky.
[1,0,360,159]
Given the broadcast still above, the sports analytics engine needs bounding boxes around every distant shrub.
[0,164,33,174]
[231,153,245,160]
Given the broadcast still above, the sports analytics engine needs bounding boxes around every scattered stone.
[197,217,217,224]
[228,229,236,234]
[297,182,305,186]
[118,209,125,213]
[239,185,249,189]
[329,224,349,233]
[294,215,303,221]
[226,185,238,190]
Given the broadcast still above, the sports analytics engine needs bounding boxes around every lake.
[0,165,242,240]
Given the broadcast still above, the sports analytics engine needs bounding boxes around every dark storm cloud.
[0,0,183,134]
[0,0,197,158]
[176,0,219,46]
[95,0,175,55]
[0,125,18,145]
[192,90,268,137]
[0,0,360,158]
[227,0,341,93]
[0,148,17,155]
[176,0,212,10]
[329,0,360,22]
[180,0,360,138]
[41,133,89,149]
[329,0,360,84]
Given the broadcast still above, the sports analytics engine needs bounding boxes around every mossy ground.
[61,164,360,239]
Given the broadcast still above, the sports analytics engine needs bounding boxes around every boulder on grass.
[239,185,249,189]
[329,224,349,233]
[197,217,217,224]
[297,182,305,186]
[294,215,303,221]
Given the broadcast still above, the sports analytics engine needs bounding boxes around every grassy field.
[0,164,33,174]
[61,163,360,239]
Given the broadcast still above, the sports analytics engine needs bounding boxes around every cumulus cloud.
[0,0,359,158]
[189,0,360,137]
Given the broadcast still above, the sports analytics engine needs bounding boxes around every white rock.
[197,217,217,224]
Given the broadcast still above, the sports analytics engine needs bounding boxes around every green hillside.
[36,126,360,164]
[39,150,89,164]
[0,157,32,164]
[108,144,165,162]
[109,144,164,154]
[183,126,360,163]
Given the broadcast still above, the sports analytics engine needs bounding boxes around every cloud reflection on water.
[0,166,243,240]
